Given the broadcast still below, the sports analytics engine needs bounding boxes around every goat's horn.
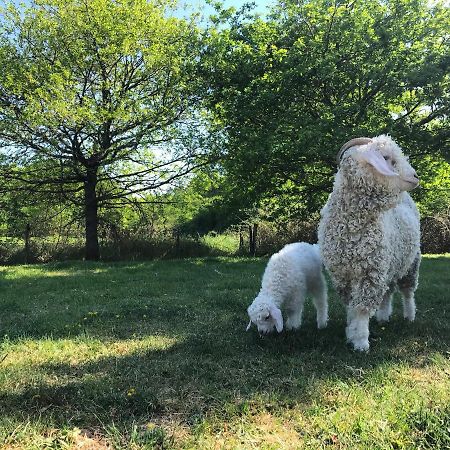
[337,137,372,165]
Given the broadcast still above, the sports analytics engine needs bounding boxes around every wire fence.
[0,215,448,265]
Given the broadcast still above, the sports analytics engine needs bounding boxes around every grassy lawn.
[0,255,449,449]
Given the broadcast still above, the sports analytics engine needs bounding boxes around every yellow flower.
[127,388,136,397]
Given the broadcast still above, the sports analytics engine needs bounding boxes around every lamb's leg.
[376,292,393,323]
[398,254,420,322]
[311,272,328,329]
[285,289,305,331]
[346,307,370,352]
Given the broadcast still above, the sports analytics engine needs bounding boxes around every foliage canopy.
[201,0,450,222]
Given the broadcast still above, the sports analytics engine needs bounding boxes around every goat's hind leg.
[399,254,421,322]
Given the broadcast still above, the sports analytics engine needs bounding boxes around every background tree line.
[0,0,449,262]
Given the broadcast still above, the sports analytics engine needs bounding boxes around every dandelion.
[127,388,136,397]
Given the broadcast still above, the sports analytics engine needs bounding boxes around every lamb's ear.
[358,148,398,177]
[269,305,283,333]
[246,320,252,331]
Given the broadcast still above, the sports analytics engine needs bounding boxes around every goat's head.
[246,296,283,335]
[337,135,419,193]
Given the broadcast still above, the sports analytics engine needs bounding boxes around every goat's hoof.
[375,314,391,324]
[349,339,370,352]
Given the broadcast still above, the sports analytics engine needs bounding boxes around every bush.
[420,213,450,254]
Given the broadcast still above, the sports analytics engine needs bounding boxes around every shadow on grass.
[0,257,449,441]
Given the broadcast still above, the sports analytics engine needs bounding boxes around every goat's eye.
[383,155,390,161]
[264,315,270,321]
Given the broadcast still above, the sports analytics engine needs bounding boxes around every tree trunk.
[84,168,100,260]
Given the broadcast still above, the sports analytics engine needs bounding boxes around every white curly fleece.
[318,135,421,350]
[247,242,328,334]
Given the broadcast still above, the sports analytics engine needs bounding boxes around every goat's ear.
[358,148,398,177]
[269,305,283,333]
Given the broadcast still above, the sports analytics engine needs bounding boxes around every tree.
[0,0,208,260]
[202,0,450,223]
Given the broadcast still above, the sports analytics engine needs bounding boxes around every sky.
[177,0,275,20]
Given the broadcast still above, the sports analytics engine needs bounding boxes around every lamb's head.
[246,295,283,334]
[337,135,419,194]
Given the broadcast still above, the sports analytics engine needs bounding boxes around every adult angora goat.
[318,135,421,351]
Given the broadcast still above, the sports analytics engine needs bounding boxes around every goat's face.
[343,135,419,193]
[246,297,283,335]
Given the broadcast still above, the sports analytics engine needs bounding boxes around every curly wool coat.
[318,135,421,312]
[247,242,328,334]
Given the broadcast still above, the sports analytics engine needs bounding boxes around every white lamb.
[318,135,421,351]
[246,242,328,334]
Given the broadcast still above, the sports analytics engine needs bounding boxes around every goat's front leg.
[376,292,393,323]
[346,307,370,352]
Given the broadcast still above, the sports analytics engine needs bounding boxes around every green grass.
[0,255,449,449]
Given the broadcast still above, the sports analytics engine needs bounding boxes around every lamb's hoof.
[317,320,328,330]
[285,318,301,331]
[403,314,416,322]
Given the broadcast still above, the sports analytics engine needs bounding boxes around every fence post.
[239,231,244,252]
[252,223,258,256]
[249,223,258,256]
[175,229,180,255]
[24,223,31,264]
